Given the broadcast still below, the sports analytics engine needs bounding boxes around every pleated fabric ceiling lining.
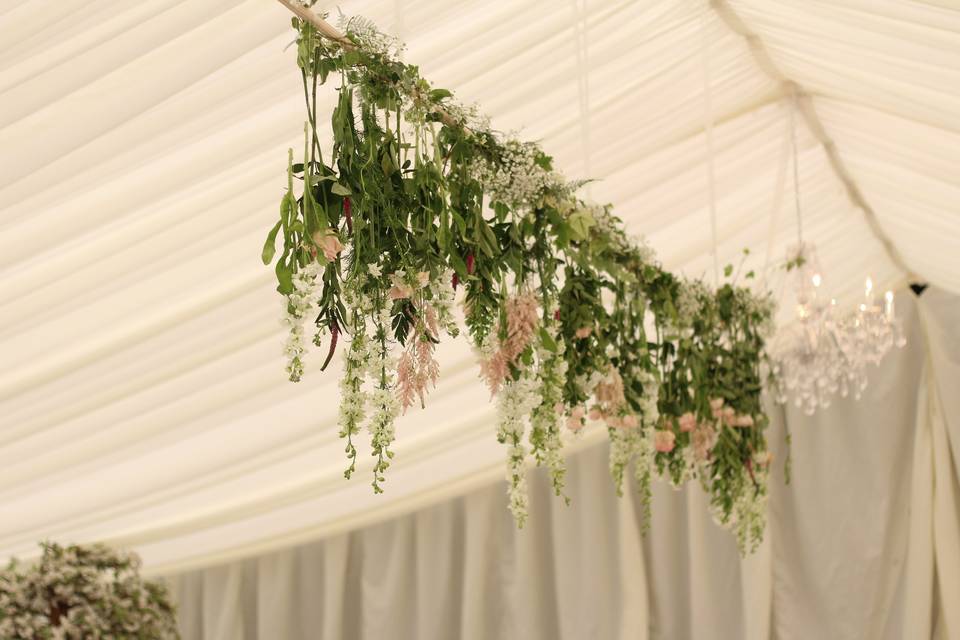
[0,0,957,573]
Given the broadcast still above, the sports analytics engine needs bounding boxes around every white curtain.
[168,288,960,639]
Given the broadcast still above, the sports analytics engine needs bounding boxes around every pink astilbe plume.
[480,292,540,395]
[397,305,441,413]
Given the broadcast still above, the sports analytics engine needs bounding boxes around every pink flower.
[575,326,592,339]
[389,283,414,300]
[709,397,725,418]
[595,367,625,412]
[554,402,565,416]
[678,412,697,432]
[606,415,623,428]
[479,292,540,396]
[396,306,440,413]
[567,406,585,432]
[312,230,344,262]
[653,429,676,453]
[734,414,754,428]
[692,424,717,462]
[621,414,639,429]
[722,406,736,426]
[588,407,604,422]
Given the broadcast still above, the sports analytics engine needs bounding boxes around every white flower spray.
[282,261,323,382]
[368,303,400,493]
[608,369,659,531]
[496,371,541,527]
[529,312,569,501]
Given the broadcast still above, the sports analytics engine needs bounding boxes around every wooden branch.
[274,0,461,129]
[274,0,355,49]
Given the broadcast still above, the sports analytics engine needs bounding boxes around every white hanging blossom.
[337,272,379,480]
[716,464,769,554]
[283,261,323,382]
[338,330,371,480]
[368,304,400,493]
[608,369,659,530]
[529,315,569,499]
[428,269,460,338]
[496,371,541,527]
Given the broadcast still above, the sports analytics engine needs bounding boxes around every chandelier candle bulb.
[884,290,894,320]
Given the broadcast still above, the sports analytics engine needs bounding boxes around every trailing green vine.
[263,8,777,553]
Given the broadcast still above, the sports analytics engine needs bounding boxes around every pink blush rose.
[653,430,676,453]
[312,230,344,262]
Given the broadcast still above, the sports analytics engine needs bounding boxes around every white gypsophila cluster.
[468,139,565,211]
[282,261,323,382]
[428,270,460,338]
[672,279,708,333]
[530,318,568,498]
[496,372,542,527]
[335,14,405,59]
[439,100,492,133]
[588,204,628,250]
[0,543,178,639]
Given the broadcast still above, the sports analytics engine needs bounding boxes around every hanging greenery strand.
[263,3,777,553]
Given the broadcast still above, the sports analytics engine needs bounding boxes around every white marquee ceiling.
[0,0,957,573]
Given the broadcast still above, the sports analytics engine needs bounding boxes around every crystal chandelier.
[770,243,906,415]
[768,103,906,415]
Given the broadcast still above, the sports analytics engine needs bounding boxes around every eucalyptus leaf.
[262,220,282,265]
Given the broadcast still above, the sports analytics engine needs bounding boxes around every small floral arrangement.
[0,542,179,639]
[263,11,777,552]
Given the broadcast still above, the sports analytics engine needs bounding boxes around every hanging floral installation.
[263,5,776,552]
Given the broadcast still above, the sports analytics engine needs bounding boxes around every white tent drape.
[168,288,960,640]
[2,0,958,572]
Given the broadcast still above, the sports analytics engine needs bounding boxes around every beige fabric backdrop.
[168,288,960,639]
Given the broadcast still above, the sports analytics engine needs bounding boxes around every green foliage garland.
[263,9,777,552]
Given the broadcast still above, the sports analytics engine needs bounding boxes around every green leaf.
[275,260,293,295]
[429,88,453,102]
[331,182,352,196]
[538,327,558,353]
[724,264,734,278]
[280,191,294,229]
[567,210,595,242]
[261,220,282,265]
[477,219,499,258]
